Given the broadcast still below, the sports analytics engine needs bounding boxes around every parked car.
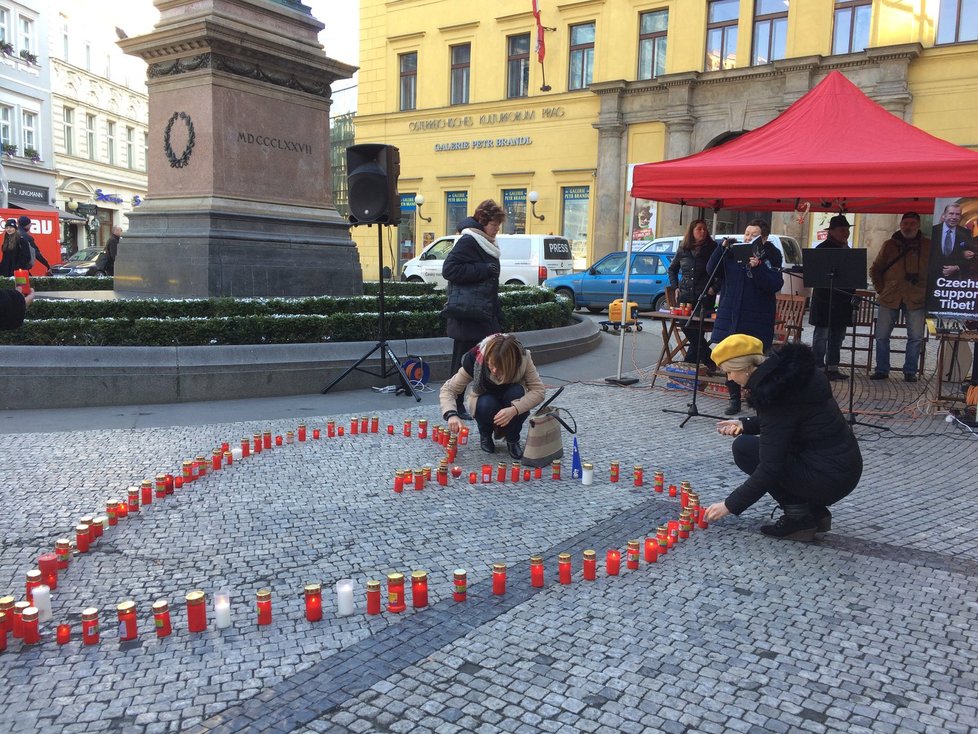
[543,250,674,313]
[630,236,682,254]
[47,247,109,277]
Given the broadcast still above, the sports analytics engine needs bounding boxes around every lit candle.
[336,579,355,616]
[583,550,596,581]
[581,462,594,486]
[75,524,91,553]
[534,467,542,479]
[304,584,323,622]
[81,607,100,644]
[552,460,562,480]
[56,622,70,645]
[453,569,467,602]
[187,590,209,632]
[644,537,658,563]
[256,589,272,625]
[337,426,344,436]
[451,465,463,478]
[492,563,507,595]
[386,424,394,435]
[313,428,321,440]
[610,461,620,482]
[669,484,677,497]
[558,553,572,584]
[459,426,469,445]
[38,553,58,589]
[275,435,283,446]
[298,424,307,441]
[117,498,129,518]
[633,465,644,486]
[153,600,172,637]
[21,607,39,645]
[366,580,381,615]
[469,471,477,484]
[530,556,545,588]
[386,573,406,613]
[211,590,228,630]
[523,469,531,481]
[410,572,428,608]
[220,441,230,453]
[26,569,42,604]
[117,601,138,641]
[606,550,621,576]
[31,585,52,623]
[626,540,640,570]
[173,477,183,490]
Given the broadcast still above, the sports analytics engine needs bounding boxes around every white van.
[401,233,575,288]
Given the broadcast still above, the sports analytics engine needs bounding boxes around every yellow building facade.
[354,0,978,278]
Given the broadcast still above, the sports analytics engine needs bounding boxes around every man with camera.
[869,212,930,382]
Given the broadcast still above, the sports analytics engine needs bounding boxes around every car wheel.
[651,294,665,312]
[94,270,107,278]
[407,276,424,283]
[586,306,604,314]
[505,279,524,286]
[554,287,576,305]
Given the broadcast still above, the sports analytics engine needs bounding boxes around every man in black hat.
[809,215,854,381]
[16,215,50,272]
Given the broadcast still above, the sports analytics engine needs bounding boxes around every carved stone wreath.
[163,111,196,169]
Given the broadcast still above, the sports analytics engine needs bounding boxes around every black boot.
[506,439,523,460]
[479,434,495,454]
[810,504,832,533]
[724,398,741,416]
[760,504,817,542]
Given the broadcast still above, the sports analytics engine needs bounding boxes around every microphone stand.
[662,239,732,427]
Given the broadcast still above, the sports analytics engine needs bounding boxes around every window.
[832,1,871,54]
[568,22,595,90]
[507,34,530,98]
[752,0,788,65]
[450,44,470,105]
[638,10,668,79]
[936,0,978,44]
[706,0,739,70]
[63,107,74,155]
[445,191,468,234]
[630,253,667,276]
[502,189,527,235]
[86,113,97,160]
[106,120,116,165]
[126,126,134,169]
[561,185,590,264]
[19,15,33,53]
[399,52,417,111]
[0,8,9,44]
[143,131,148,170]
[0,105,12,147]
[22,110,36,152]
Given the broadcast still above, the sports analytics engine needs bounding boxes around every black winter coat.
[0,288,27,330]
[442,228,501,341]
[808,237,854,327]
[668,238,718,305]
[0,234,31,277]
[723,343,863,515]
[707,239,783,349]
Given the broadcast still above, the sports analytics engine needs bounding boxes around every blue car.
[543,250,674,313]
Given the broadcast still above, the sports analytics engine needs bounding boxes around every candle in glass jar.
[337,579,355,616]
[127,487,140,513]
[81,607,100,644]
[224,450,233,466]
[358,416,368,433]
[481,464,492,483]
[327,421,336,438]
[153,600,172,637]
[21,607,39,645]
[32,585,52,622]
[558,553,572,584]
[511,463,521,483]
[657,526,669,555]
[581,462,594,486]
[529,556,544,587]
[337,425,345,436]
[298,423,307,441]
[626,540,640,570]
[468,471,477,484]
[0,597,12,633]
[496,463,507,483]
[633,465,644,486]
[583,550,596,581]
[263,431,272,449]
[552,460,562,480]
[606,550,621,576]
[698,506,709,530]
[212,449,223,470]
[213,590,230,629]
[366,580,381,615]
[370,416,379,433]
[92,517,106,539]
[453,569,467,602]
[275,435,283,446]
[410,572,428,608]
[56,622,71,645]
[414,469,424,491]
[668,484,677,497]
[668,520,679,548]
[0,612,5,652]
[437,467,448,486]
[188,590,209,632]
[644,537,658,563]
[106,501,118,526]
[654,470,664,492]
[75,524,91,553]
[386,424,394,435]
[418,419,428,439]
[304,584,323,622]
[25,569,42,604]
[241,437,251,458]
[155,474,167,499]
[117,498,129,518]
[117,601,138,641]
[610,461,620,482]
[386,573,406,613]
[141,479,153,505]
[523,468,531,481]
[534,466,542,479]
[313,428,321,440]
[38,552,58,589]
[256,589,272,625]
[403,419,411,437]
[12,601,28,638]
[459,426,469,445]
[451,465,463,478]
[492,563,507,595]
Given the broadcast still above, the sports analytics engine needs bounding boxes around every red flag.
[532,0,545,63]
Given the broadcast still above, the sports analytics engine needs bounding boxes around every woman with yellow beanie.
[704,334,863,541]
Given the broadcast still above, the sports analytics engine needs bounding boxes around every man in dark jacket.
[104,226,122,276]
[17,215,50,272]
[809,215,854,381]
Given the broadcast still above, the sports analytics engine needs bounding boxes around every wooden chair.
[773,293,806,347]
[839,289,875,373]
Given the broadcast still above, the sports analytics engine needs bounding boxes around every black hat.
[4,219,18,228]
[828,214,851,229]
[17,215,30,228]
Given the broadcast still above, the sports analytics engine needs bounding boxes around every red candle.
[242,437,251,457]
[298,424,307,441]
[644,537,658,563]
[263,431,272,449]
[21,606,39,645]
[626,540,640,570]
[370,416,379,433]
[387,573,406,613]
[254,434,262,453]
[497,463,507,483]
[534,467,542,479]
[523,469,531,481]
[117,499,129,518]
[657,526,669,555]
[511,464,521,483]
[81,607,100,644]
[155,474,167,499]
[530,556,544,587]
[680,488,689,508]
[186,591,207,633]
[117,601,138,641]
[55,539,72,570]
[313,428,321,440]
[26,569,42,604]
[469,470,478,484]
[669,484,677,497]
[423,466,432,482]
[38,553,58,590]
[387,424,394,435]
[153,600,172,637]
[56,622,71,645]
[582,550,596,580]
[394,471,404,493]
[12,601,28,638]
[183,460,195,482]
[558,553,572,584]
[141,480,153,506]
[0,613,6,652]
[414,470,424,491]
[327,421,336,438]
[481,464,492,483]
[552,460,562,480]
[337,426,345,436]
[654,470,664,492]
[91,517,105,539]
[403,468,413,484]
[418,419,428,439]
[212,449,223,470]
[127,487,140,513]
[13,268,30,295]
[0,598,12,633]
[667,521,679,548]
[411,571,429,608]
[224,450,233,466]
[698,506,709,529]
[634,465,644,486]
[256,589,272,625]
[106,501,118,526]
[75,524,91,553]
[446,447,457,464]
[492,564,507,595]
[453,569,467,602]
[610,462,620,482]
[304,584,323,622]
[403,419,411,437]
[451,465,463,478]
[606,550,621,576]
[173,477,183,490]
[437,468,448,486]
[459,426,469,445]
[275,435,283,446]
[360,416,368,433]
[366,580,381,615]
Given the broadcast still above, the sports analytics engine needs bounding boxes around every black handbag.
[442,279,496,321]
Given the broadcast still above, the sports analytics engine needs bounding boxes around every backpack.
[19,235,36,270]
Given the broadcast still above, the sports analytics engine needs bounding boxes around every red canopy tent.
[631,71,978,214]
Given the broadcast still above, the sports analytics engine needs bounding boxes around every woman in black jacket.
[1,218,31,277]
[442,200,505,417]
[704,334,863,541]
[667,218,718,370]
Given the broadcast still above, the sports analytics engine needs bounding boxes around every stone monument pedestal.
[118,0,360,298]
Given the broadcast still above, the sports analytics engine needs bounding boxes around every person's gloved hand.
[487,260,500,277]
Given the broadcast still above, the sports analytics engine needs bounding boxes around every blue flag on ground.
[571,436,582,479]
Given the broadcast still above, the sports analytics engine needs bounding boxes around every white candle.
[582,463,594,486]
[214,590,231,629]
[32,584,52,622]
[231,447,243,461]
[336,579,354,617]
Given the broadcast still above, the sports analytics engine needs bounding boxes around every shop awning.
[7,200,88,221]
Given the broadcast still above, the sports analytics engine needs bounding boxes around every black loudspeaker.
[346,143,400,225]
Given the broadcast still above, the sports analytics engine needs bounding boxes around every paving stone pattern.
[0,378,974,734]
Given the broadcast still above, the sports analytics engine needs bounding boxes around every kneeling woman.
[704,334,863,541]
[440,333,545,459]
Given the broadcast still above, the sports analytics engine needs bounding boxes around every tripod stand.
[322,224,421,401]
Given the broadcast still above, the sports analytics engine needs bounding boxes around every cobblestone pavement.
[1,365,975,734]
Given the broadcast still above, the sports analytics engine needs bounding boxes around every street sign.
[75,204,98,217]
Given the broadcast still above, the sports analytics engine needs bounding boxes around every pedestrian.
[706,218,784,415]
[0,286,34,330]
[869,212,930,382]
[667,218,719,372]
[1,218,32,277]
[809,214,854,381]
[439,333,546,459]
[17,215,50,273]
[104,226,122,276]
[704,334,863,542]
[442,199,505,419]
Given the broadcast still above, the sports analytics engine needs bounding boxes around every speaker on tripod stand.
[322,143,421,401]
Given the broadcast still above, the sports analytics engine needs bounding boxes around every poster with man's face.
[926,197,978,319]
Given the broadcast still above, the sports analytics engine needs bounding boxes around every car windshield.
[68,248,102,262]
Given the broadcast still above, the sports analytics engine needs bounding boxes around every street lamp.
[414,193,432,223]
[528,191,545,221]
